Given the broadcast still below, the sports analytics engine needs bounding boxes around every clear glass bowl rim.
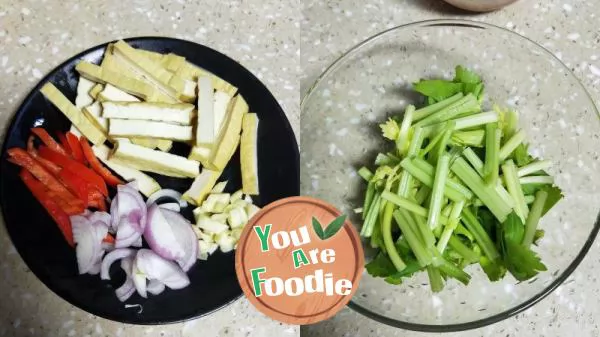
[301,19,600,332]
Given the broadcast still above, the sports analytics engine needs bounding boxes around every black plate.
[0,37,299,324]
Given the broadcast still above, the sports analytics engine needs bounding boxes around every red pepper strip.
[19,169,74,247]
[31,128,68,156]
[27,136,61,174]
[56,168,89,205]
[79,137,124,187]
[8,148,85,213]
[102,234,115,244]
[57,132,72,156]
[38,146,108,197]
[66,132,85,164]
[87,188,107,211]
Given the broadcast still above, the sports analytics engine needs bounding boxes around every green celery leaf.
[541,184,564,215]
[533,229,545,246]
[521,183,543,195]
[365,252,396,277]
[502,212,525,243]
[499,212,547,281]
[384,257,421,285]
[513,143,533,166]
[454,65,482,84]
[380,118,400,141]
[476,208,497,238]
[413,80,464,102]
[503,239,547,281]
[479,256,506,281]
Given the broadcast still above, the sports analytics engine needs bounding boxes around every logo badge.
[235,196,364,324]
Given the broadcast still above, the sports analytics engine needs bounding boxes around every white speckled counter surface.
[0,0,299,336]
[301,0,599,336]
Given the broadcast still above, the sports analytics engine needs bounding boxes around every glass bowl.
[300,19,600,332]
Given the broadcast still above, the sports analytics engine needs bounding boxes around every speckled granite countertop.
[0,0,299,336]
[301,0,600,336]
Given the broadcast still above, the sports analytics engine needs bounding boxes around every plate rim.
[0,36,299,325]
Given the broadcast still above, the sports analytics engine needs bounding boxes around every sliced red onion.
[144,204,185,261]
[146,189,187,208]
[101,242,115,252]
[116,257,135,302]
[135,249,190,290]
[159,203,181,212]
[161,209,198,272]
[132,257,148,298]
[100,248,136,280]
[88,211,111,228]
[71,215,108,275]
[88,257,103,275]
[112,185,147,249]
[132,236,143,247]
[147,280,165,295]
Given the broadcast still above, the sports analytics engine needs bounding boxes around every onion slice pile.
[71,182,197,301]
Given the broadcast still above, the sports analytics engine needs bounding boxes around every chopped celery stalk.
[502,160,529,222]
[363,182,375,220]
[431,251,471,285]
[396,105,415,155]
[382,191,448,224]
[436,200,465,253]
[420,122,452,158]
[381,203,407,271]
[461,208,500,260]
[519,176,554,185]
[500,106,519,140]
[413,213,436,248]
[353,207,363,214]
[447,235,479,262]
[483,123,500,186]
[462,147,484,176]
[433,124,455,163]
[524,195,535,204]
[396,171,412,197]
[451,157,511,222]
[499,129,526,161]
[415,185,431,205]
[495,182,515,209]
[403,157,473,201]
[413,94,479,128]
[426,266,444,292]
[450,130,485,147]
[522,190,548,247]
[360,193,381,237]
[399,158,465,202]
[412,93,464,122]
[358,167,373,182]
[427,154,450,229]
[517,160,552,177]
[452,111,499,130]
[375,153,393,166]
[393,211,432,267]
[407,127,425,156]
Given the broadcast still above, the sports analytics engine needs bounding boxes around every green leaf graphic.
[323,214,347,239]
[312,217,325,240]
